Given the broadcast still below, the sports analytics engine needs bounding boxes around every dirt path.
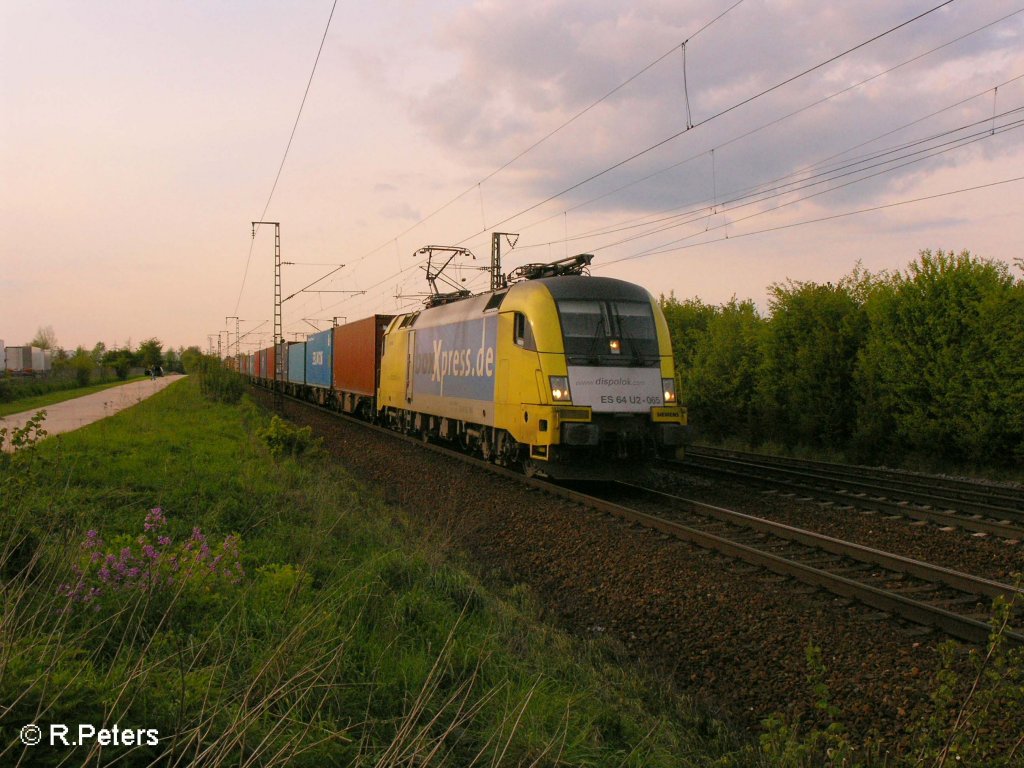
[1,375,185,449]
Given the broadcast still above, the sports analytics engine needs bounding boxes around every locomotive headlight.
[609,339,621,354]
[550,376,572,402]
[662,378,677,404]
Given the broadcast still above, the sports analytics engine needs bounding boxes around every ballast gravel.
[262,391,1019,754]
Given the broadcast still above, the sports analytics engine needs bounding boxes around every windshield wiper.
[583,315,606,364]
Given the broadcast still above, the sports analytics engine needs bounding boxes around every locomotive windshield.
[557,299,659,364]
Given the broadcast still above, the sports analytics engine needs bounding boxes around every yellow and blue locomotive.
[377,254,687,478]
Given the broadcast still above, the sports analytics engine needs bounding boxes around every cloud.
[403,0,1024,224]
[379,201,421,221]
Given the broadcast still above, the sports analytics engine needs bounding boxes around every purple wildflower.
[144,508,166,532]
[60,507,245,608]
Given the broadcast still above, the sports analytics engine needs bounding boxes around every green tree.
[660,293,717,389]
[758,280,867,450]
[91,342,107,368]
[854,250,1022,465]
[69,346,93,386]
[181,346,204,374]
[164,347,181,373]
[102,349,134,380]
[30,325,58,350]
[968,284,1024,464]
[685,298,765,442]
[138,338,163,369]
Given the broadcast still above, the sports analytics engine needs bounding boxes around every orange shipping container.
[332,315,394,398]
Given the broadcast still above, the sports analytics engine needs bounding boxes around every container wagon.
[333,315,394,419]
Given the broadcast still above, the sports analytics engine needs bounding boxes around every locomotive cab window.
[484,291,507,312]
[557,299,659,363]
[614,301,657,341]
[513,312,536,350]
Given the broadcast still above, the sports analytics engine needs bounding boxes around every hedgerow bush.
[191,354,246,403]
[662,249,1024,472]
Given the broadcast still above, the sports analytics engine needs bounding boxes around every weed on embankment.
[1,379,752,767]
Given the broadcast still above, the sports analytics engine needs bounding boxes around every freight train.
[245,254,687,478]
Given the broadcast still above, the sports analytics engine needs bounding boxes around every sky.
[2,0,1023,354]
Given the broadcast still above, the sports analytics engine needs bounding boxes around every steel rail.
[687,445,1024,509]
[687,452,1024,520]
[618,483,1022,601]
[678,454,1024,539]
[545,483,1023,646]
[262,386,1023,646]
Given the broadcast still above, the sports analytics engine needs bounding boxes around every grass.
[0,376,148,417]
[5,376,1019,766]
[1,378,753,767]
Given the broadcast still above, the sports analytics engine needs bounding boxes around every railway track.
[587,482,1024,646]
[268,388,1024,646]
[678,445,1024,540]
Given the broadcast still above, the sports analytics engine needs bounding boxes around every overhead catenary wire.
[466,0,961,241]
[527,116,1024,266]
[620,116,1024,255]
[515,103,1024,253]
[504,9,1024,244]
[278,0,1022,331]
[275,1,972,327]
[233,0,339,316]
[325,0,748,283]
[303,96,1022,327]
[332,0,972,313]
[600,120,1024,264]
[601,174,1024,267]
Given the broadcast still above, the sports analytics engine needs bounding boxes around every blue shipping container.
[305,329,333,389]
[287,342,306,385]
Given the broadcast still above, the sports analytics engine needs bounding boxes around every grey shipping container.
[5,346,32,372]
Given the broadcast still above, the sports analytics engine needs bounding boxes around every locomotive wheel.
[495,431,517,467]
